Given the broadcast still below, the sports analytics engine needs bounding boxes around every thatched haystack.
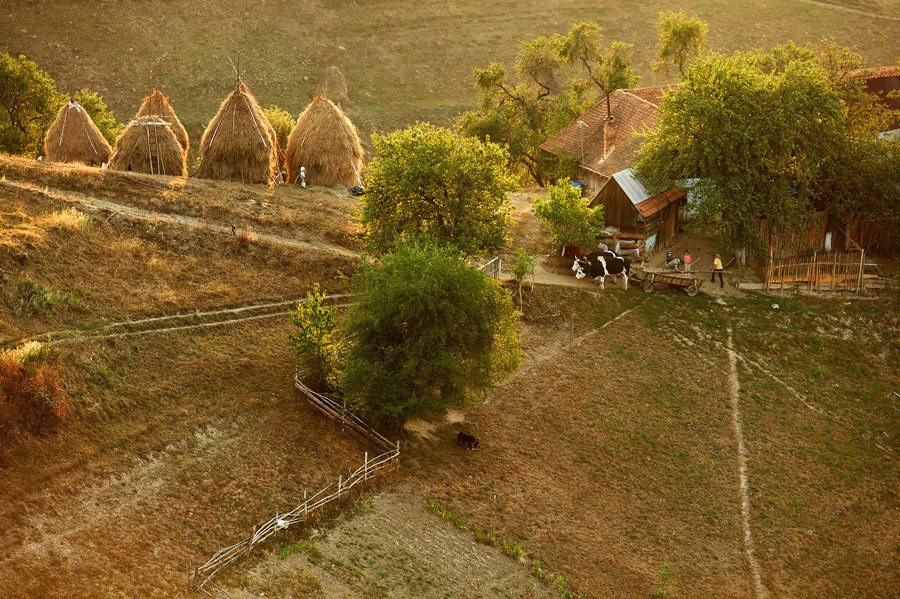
[285,95,364,188]
[194,83,277,184]
[43,100,112,166]
[136,90,189,153]
[108,116,187,176]
[318,66,349,107]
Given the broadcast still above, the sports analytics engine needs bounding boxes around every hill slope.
[2,0,897,150]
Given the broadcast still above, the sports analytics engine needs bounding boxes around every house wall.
[592,178,642,232]
[577,170,609,201]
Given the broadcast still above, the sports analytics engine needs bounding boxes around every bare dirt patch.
[226,487,558,598]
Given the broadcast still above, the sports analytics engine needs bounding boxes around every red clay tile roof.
[635,186,685,219]
[850,65,900,80]
[540,86,675,178]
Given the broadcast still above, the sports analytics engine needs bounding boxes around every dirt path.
[725,326,766,598]
[0,179,358,258]
[225,487,558,598]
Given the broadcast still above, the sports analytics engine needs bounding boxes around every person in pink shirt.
[683,250,693,271]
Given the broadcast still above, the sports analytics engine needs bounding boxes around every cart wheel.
[642,279,654,293]
[686,282,699,297]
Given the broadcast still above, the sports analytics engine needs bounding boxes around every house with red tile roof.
[850,65,900,111]
[540,85,686,253]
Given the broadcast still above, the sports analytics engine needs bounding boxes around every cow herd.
[572,250,632,290]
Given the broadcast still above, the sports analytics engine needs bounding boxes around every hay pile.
[135,90,189,153]
[43,101,112,166]
[108,116,187,176]
[318,65,349,107]
[194,83,277,183]
[285,95,364,188]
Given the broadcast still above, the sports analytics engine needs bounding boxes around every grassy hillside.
[2,0,897,152]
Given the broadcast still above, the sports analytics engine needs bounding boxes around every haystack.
[135,90,189,153]
[108,116,187,176]
[43,100,112,166]
[194,83,277,183]
[318,66,349,107]
[285,95,364,188]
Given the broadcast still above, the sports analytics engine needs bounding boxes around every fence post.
[857,249,864,293]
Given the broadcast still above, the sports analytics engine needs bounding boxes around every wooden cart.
[629,265,703,296]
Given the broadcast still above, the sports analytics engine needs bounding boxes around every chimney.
[603,117,616,158]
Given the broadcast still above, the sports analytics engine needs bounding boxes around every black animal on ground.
[456,431,479,450]
[572,250,631,290]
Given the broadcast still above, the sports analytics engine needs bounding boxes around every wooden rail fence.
[189,374,399,595]
[764,250,883,292]
[478,256,502,279]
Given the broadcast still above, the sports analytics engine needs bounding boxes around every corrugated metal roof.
[612,168,652,206]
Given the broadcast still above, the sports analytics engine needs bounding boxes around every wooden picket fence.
[763,249,882,292]
[188,375,399,595]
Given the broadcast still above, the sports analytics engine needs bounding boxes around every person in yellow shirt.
[711,253,724,288]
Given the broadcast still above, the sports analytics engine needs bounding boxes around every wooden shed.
[591,168,686,254]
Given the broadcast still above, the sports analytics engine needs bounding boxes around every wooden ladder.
[146,125,164,175]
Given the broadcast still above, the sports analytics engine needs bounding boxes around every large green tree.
[635,43,890,253]
[0,53,62,157]
[341,242,520,429]
[361,123,518,256]
[558,22,638,121]
[459,22,637,185]
[457,34,587,186]
[652,11,708,77]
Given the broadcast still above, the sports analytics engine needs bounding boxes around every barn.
[540,86,686,254]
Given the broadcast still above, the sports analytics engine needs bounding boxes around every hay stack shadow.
[194,83,277,184]
[43,100,111,166]
[285,95,364,188]
[108,116,187,177]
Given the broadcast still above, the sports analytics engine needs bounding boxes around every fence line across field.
[189,375,399,592]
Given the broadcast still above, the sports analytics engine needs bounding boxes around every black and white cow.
[572,251,631,290]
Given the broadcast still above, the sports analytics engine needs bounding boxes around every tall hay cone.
[194,83,277,184]
[285,95,364,188]
[43,100,112,166]
[108,116,187,177]
[135,90,189,153]
[318,66,349,107]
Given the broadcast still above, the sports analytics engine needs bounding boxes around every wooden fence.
[478,256,502,279]
[189,375,399,594]
[763,249,882,292]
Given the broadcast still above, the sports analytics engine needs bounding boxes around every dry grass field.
[2,0,897,155]
[0,48,898,593]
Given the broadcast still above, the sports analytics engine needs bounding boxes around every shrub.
[42,207,92,232]
[361,123,518,256]
[533,179,604,254]
[511,247,537,307]
[7,278,84,316]
[264,105,294,154]
[342,242,520,428]
[0,346,69,446]
[289,284,342,390]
